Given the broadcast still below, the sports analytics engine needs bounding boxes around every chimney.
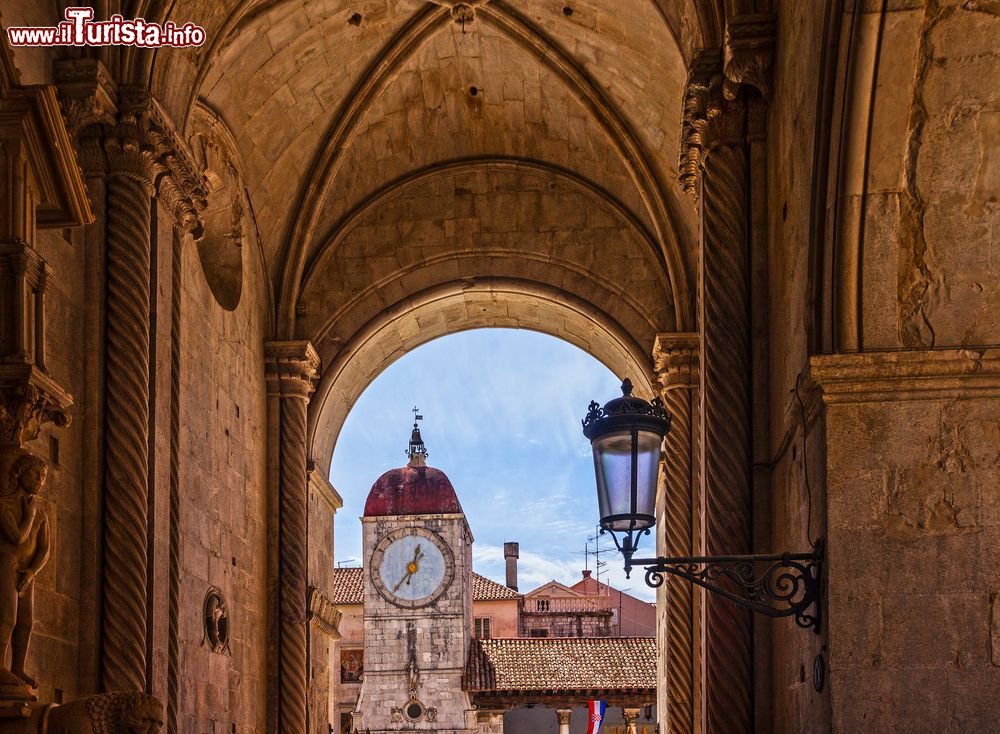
[503,542,519,591]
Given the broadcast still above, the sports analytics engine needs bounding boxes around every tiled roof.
[329,567,520,604]
[329,568,365,604]
[472,574,521,601]
[463,637,657,692]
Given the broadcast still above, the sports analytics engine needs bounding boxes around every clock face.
[371,527,454,608]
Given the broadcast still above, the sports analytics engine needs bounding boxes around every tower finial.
[406,408,428,467]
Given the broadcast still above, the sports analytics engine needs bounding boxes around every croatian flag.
[586,700,607,734]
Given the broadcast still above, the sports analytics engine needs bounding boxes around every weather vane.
[406,407,428,464]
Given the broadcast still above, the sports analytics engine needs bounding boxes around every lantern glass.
[592,428,661,532]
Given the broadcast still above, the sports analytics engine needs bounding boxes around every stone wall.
[766,3,1000,732]
[175,213,269,733]
[814,352,1000,731]
[25,226,93,704]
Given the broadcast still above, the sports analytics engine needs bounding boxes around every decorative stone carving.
[202,588,230,655]
[0,453,49,689]
[623,707,642,734]
[425,706,438,722]
[723,15,776,102]
[653,334,699,392]
[678,51,723,201]
[53,59,117,136]
[390,707,404,723]
[44,692,164,733]
[307,587,342,639]
[0,373,72,451]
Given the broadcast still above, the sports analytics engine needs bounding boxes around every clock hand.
[393,545,427,592]
[392,569,413,593]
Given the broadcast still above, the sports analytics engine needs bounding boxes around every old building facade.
[0,1,998,732]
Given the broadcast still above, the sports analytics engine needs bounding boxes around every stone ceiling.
[127,0,742,457]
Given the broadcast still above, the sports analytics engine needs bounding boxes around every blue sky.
[328,328,656,602]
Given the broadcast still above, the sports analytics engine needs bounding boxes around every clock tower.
[354,419,477,734]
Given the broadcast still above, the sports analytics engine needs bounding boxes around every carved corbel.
[307,587,343,639]
[0,373,71,450]
[141,96,208,239]
[723,15,776,102]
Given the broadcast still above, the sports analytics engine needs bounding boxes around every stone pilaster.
[265,342,320,734]
[678,17,774,734]
[652,333,698,734]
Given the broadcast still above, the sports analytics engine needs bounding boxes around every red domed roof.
[363,465,464,517]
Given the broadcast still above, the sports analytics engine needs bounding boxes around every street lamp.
[583,379,824,633]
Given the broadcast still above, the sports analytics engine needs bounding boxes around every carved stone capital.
[623,707,642,723]
[0,364,72,448]
[653,333,700,392]
[54,58,117,136]
[678,50,723,199]
[265,341,320,400]
[723,14,776,102]
[556,709,572,725]
[75,87,207,237]
[678,49,751,201]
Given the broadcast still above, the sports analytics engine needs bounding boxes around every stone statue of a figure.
[0,452,50,688]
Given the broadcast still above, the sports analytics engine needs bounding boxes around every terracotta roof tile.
[329,567,520,604]
[329,568,365,604]
[472,574,521,600]
[463,637,657,692]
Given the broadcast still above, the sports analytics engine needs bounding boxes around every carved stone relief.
[202,588,230,655]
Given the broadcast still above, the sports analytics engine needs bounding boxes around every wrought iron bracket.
[626,541,824,633]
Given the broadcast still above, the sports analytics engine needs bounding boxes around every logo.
[7,7,205,48]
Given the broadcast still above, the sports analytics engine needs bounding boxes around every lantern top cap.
[581,377,671,440]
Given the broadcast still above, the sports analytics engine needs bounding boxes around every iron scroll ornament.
[629,541,824,632]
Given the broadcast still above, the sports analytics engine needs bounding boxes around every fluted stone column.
[653,334,699,734]
[556,708,572,734]
[266,342,320,734]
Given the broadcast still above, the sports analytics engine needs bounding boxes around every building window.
[529,628,549,638]
[340,648,363,683]
[474,616,492,639]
